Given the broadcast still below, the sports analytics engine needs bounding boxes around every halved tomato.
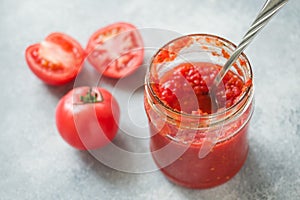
[86,22,144,78]
[25,32,85,85]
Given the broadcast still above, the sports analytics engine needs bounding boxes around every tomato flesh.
[25,32,85,85]
[86,22,144,78]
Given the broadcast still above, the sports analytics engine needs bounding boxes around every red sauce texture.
[145,62,252,188]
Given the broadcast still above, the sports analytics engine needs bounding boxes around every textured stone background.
[1,0,300,199]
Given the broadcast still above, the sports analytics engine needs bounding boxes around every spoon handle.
[198,0,289,159]
[213,0,289,87]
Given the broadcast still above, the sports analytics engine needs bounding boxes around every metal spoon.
[213,0,289,88]
[198,0,289,159]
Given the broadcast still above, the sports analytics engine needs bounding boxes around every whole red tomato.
[86,22,144,78]
[25,32,85,85]
[55,87,120,150]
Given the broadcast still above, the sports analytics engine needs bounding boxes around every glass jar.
[144,34,254,189]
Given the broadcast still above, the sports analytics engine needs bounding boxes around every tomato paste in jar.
[144,34,254,189]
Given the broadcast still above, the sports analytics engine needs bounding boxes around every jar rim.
[146,33,253,122]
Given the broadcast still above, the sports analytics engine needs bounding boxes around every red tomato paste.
[145,62,252,188]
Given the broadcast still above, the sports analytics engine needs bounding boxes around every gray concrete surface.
[1,0,300,199]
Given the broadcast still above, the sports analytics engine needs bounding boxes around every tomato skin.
[25,32,85,85]
[86,22,144,78]
[55,87,120,150]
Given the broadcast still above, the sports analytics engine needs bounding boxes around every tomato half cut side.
[25,32,85,85]
[86,22,144,78]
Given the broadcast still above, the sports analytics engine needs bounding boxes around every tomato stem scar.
[80,87,104,103]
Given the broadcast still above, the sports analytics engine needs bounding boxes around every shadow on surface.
[43,80,75,100]
[75,150,137,185]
